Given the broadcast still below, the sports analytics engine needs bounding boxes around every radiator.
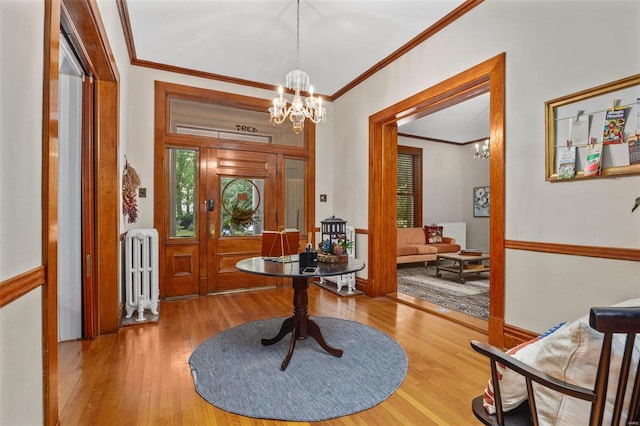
[125,228,159,321]
[436,222,466,250]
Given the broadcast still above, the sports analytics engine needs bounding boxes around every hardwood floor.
[59,284,490,425]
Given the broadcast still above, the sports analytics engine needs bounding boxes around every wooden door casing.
[154,82,315,299]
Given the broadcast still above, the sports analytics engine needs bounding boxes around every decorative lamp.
[318,215,349,262]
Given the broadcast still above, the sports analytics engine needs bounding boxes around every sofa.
[396,227,461,264]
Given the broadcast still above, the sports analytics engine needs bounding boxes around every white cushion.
[531,299,640,425]
[481,297,640,421]
[482,322,566,414]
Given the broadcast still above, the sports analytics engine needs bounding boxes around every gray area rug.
[189,316,407,421]
[397,265,489,320]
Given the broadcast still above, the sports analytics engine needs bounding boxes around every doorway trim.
[368,53,506,347]
[153,81,316,297]
[44,0,119,423]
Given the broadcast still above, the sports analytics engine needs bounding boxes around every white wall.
[462,144,490,252]
[331,0,640,332]
[0,1,45,424]
[422,142,464,225]
[0,288,44,424]
[0,1,44,278]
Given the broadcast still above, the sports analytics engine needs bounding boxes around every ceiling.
[122,0,488,143]
[398,92,489,143]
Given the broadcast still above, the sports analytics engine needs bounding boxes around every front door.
[206,148,280,292]
[155,84,313,299]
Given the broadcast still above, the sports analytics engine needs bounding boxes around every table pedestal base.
[261,276,343,370]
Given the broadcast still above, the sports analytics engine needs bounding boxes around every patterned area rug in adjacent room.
[397,265,489,320]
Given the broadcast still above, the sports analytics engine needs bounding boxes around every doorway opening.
[58,31,90,342]
[368,53,506,346]
[395,91,491,329]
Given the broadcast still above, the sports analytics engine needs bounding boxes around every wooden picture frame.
[473,186,490,217]
[545,74,640,181]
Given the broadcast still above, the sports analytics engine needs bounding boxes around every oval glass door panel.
[220,177,264,236]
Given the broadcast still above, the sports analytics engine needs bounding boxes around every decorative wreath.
[222,178,261,229]
[122,159,141,223]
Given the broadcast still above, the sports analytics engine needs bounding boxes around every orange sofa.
[396,227,460,264]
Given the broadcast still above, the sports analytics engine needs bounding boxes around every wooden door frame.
[80,75,97,337]
[44,0,119,423]
[368,53,506,347]
[154,81,316,297]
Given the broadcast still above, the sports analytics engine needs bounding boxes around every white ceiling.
[399,92,490,143]
[123,0,488,143]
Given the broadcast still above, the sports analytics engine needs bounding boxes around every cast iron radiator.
[124,228,159,321]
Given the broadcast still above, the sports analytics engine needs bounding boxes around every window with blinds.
[397,146,423,228]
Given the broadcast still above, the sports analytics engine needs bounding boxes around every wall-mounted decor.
[545,74,640,181]
[473,186,490,217]
[221,178,262,235]
[122,158,141,223]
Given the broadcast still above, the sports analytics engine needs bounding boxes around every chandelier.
[474,138,490,159]
[268,0,326,134]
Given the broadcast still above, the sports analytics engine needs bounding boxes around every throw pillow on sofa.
[424,226,443,244]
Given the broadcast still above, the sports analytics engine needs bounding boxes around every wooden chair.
[470,307,640,426]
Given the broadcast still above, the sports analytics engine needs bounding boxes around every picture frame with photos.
[473,186,490,217]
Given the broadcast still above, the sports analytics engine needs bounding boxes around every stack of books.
[459,249,482,256]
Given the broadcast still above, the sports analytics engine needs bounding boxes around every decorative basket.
[317,253,348,263]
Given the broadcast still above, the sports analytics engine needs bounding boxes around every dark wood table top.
[236,256,365,278]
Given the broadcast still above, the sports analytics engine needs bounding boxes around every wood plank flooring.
[59,284,490,425]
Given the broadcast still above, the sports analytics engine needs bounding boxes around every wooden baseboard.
[354,276,368,293]
[503,323,537,349]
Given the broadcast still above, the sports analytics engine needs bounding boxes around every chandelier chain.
[296,0,300,69]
